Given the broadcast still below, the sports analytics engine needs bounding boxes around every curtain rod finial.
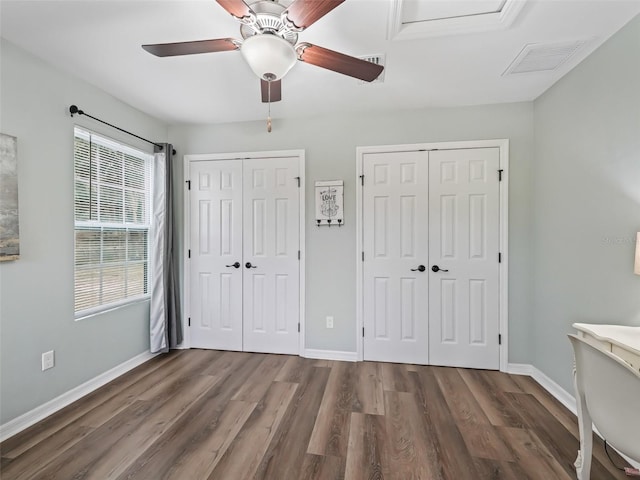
[69,105,83,117]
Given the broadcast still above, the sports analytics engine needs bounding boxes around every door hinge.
[298,250,301,260]
[298,323,300,333]
[362,327,365,337]
[499,334,502,345]
[360,174,364,186]
[362,251,365,262]
[188,317,191,327]
[186,180,191,190]
[295,176,300,188]
[498,252,502,263]
[498,169,504,182]
[188,249,191,259]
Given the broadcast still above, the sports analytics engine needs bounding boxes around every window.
[74,128,153,317]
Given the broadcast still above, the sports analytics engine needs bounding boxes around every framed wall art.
[0,133,19,261]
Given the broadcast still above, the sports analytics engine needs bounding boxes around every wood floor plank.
[300,453,346,480]
[482,370,526,394]
[433,367,491,426]
[29,374,220,480]
[510,373,579,434]
[410,368,481,480]
[352,362,384,415]
[198,350,253,377]
[1,456,12,469]
[274,355,317,383]
[505,391,627,480]
[383,391,440,480]
[434,368,514,461]
[460,424,516,462]
[312,360,333,368]
[458,368,528,428]
[82,374,220,480]
[207,381,299,480]
[498,425,574,480]
[381,362,414,393]
[510,374,631,478]
[135,348,220,401]
[473,457,529,480]
[231,354,288,402]
[115,352,267,480]
[71,349,218,431]
[307,362,355,456]
[0,424,94,480]
[344,412,387,480]
[11,400,157,480]
[252,367,331,479]
[117,400,255,480]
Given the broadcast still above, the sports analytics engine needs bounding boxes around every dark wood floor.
[0,350,631,480]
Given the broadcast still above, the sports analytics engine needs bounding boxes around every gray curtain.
[150,144,183,353]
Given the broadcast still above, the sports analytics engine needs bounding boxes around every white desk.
[574,323,640,372]
[571,323,640,479]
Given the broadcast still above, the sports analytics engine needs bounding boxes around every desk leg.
[573,365,593,480]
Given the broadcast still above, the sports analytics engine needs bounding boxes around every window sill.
[75,296,151,322]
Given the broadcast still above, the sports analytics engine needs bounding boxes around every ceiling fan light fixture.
[240,34,297,81]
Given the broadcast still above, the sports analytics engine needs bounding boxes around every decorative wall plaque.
[315,180,343,227]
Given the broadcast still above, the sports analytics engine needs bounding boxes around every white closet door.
[242,157,300,354]
[189,160,243,351]
[428,148,500,369]
[362,151,430,364]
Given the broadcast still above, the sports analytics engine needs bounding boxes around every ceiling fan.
[142,0,384,114]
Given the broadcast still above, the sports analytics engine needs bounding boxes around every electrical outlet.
[42,350,55,371]
[326,316,334,329]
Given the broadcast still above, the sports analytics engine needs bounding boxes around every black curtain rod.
[69,105,175,155]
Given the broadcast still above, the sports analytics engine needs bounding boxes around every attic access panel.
[390,0,527,40]
[402,0,506,23]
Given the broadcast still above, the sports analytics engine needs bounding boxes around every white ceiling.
[1,0,639,125]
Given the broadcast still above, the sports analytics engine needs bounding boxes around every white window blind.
[74,128,153,317]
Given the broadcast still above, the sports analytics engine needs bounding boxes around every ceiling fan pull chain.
[266,76,273,133]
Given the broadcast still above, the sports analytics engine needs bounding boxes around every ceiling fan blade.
[142,38,238,57]
[216,0,256,22]
[282,0,345,31]
[296,44,384,82]
[261,79,282,103]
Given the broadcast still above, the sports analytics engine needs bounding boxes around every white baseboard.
[507,363,639,469]
[303,349,358,362]
[0,350,157,442]
[508,363,575,412]
[528,364,578,414]
[506,363,533,376]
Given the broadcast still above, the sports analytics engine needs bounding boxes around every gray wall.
[0,40,168,424]
[531,15,640,392]
[169,102,535,360]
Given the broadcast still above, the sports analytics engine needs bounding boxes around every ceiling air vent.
[503,40,588,76]
[358,54,385,83]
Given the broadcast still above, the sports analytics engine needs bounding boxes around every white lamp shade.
[240,34,297,81]
[635,232,640,275]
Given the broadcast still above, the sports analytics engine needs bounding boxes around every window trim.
[75,296,150,322]
[73,127,154,319]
